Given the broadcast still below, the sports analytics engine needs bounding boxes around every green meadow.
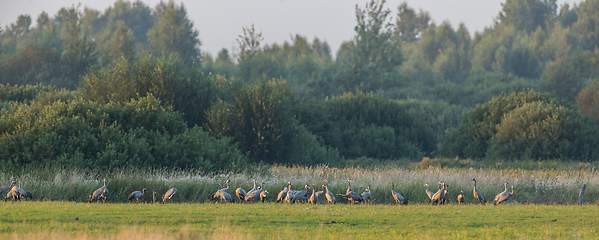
[2,202,598,239]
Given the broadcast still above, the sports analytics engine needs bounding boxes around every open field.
[2,202,599,239]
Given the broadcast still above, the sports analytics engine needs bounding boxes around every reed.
[2,159,599,204]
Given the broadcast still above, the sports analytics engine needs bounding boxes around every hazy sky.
[1,0,583,56]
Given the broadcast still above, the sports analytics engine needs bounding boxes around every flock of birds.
[1,178,516,205]
[204,178,514,205]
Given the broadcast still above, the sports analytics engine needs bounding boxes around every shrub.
[79,55,218,127]
[0,95,247,172]
[442,89,599,160]
[298,91,437,160]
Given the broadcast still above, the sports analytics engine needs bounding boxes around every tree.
[99,20,136,65]
[99,0,154,45]
[60,5,97,89]
[206,79,298,163]
[237,24,263,61]
[394,3,430,43]
[236,24,264,82]
[336,0,402,92]
[498,0,557,33]
[147,0,201,65]
[573,0,599,50]
[576,80,599,122]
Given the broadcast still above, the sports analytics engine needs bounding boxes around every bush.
[576,79,599,122]
[442,89,599,160]
[298,91,437,160]
[0,95,247,172]
[207,78,336,165]
[79,55,218,127]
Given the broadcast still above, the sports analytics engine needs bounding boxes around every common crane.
[473,178,486,205]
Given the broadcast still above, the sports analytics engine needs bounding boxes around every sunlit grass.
[2,202,599,239]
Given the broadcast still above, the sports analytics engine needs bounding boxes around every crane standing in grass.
[162,188,177,203]
[308,183,319,204]
[260,190,269,202]
[277,182,290,203]
[424,184,434,202]
[245,182,265,203]
[457,190,465,204]
[17,181,33,200]
[89,178,109,203]
[431,182,444,205]
[322,184,335,204]
[0,181,15,196]
[473,178,486,205]
[219,180,231,193]
[391,183,408,205]
[361,185,371,204]
[338,180,363,204]
[129,188,147,203]
[494,182,511,205]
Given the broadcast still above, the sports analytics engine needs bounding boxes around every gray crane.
[15,181,32,200]
[337,180,363,204]
[5,181,21,202]
[128,188,147,203]
[162,188,177,203]
[211,183,234,203]
[260,190,269,202]
[292,184,311,203]
[285,183,295,203]
[219,180,231,193]
[442,184,449,204]
[391,183,408,205]
[245,182,265,202]
[361,185,371,203]
[308,183,319,204]
[0,181,15,196]
[346,179,354,195]
[457,190,465,204]
[493,182,511,205]
[423,184,434,201]
[322,184,336,204]
[89,178,109,203]
[472,178,486,205]
[322,180,336,204]
[236,187,247,203]
[276,182,290,203]
[431,182,445,205]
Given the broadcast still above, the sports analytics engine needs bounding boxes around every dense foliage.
[0,93,246,171]
[443,90,599,160]
[2,0,599,171]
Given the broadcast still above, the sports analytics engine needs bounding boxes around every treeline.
[1,0,599,172]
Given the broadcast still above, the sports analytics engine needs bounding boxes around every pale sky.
[1,0,583,56]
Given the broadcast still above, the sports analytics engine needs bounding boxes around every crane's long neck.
[425,185,429,191]
[19,181,21,188]
[227,181,230,189]
[504,183,507,192]
[510,186,513,195]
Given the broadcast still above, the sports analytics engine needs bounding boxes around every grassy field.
[2,202,599,239]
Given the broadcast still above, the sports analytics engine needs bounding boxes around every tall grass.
[2,158,599,204]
